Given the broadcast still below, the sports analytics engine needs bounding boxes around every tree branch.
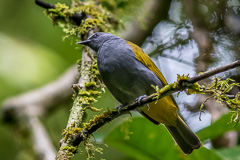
[1,66,78,159]
[181,0,239,149]
[27,111,56,160]
[159,54,195,67]
[188,60,240,83]
[35,0,170,45]
[35,0,55,9]
[55,32,100,159]
[35,0,86,26]
[2,66,78,121]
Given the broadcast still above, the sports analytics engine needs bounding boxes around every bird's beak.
[77,39,91,44]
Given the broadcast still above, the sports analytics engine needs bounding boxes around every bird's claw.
[116,104,124,113]
[136,95,147,106]
[136,95,150,110]
[116,105,132,116]
[146,103,150,110]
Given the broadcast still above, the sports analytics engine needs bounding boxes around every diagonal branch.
[27,110,56,160]
[35,0,86,26]
[2,66,78,120]
[1,66,78,159]
[188,60,240,83]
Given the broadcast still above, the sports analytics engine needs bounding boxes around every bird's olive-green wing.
[126,41,169,86]
[127,41,179,122]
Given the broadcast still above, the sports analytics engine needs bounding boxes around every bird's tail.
[166,115,201,154]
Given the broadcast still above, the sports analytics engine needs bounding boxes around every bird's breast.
[97,39,161,104]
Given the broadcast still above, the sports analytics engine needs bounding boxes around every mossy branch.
[35,0,86,25]
[56,43,103,160]
[188,60,240,83]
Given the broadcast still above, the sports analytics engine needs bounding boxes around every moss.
[45,0,147,40]
[63,128,74,142]
[62,126,85,145]
[46,1,120,39]
[78,90,91,96]
[84,82,97,89]
[77,58,82,73]
[83,137,104,160]
[151,76,240,123]
[78,90,101,97]
[175,74,203,94]
[87,105,102,112]
[83,110,112,130]
[152,74,204,102]
[200,77,240,123]
[89,90,101,97]
[46,3,70,25]
[75,49,102,118]
[78,96,98,105]
[61,145,78,158]
[72,127,83,134]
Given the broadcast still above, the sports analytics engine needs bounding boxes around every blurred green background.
[0,0,78,159]
[1,0,240,160]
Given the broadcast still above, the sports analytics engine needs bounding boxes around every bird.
[77,32,201,154]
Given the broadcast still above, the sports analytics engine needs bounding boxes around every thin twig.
[35,0,55,9]
[35,0,86,26]
[159,54,195,67]
[2,66,78,120]
[188,60,240,83]
[27,110,56,160]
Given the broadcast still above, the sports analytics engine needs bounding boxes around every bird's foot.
[136,95,150,109]
[116,105,132,116]
[116,104,124,113]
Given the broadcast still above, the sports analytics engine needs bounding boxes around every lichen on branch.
[43,0,147,40]
[200,77,240,123]
[60,47,104,159]
[45,1,120,39]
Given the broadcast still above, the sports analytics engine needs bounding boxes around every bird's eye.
[94,33,99,37]
[88,33,99,40]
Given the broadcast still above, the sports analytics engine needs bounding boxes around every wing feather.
[127,41,168,85]
[127,41,178,126]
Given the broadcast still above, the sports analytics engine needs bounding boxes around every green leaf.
[217,145,240,160]
[104,117,225,160]
[186,147,223,160]
[197,112,240,141]
[104,117,182,160]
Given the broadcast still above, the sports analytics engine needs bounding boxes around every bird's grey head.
[77,32,119,51]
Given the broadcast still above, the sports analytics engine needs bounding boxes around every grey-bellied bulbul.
[78,32,201,154]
